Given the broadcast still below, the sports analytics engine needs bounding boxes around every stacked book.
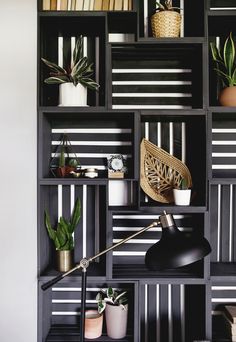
[42,0,132,11]
[223,305,236,341]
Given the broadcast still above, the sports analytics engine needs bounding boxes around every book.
[89,0,95,10]
[102,0,109,10]
[128,0,132,10]
[225,306,236,324]
[50,0,57,10]
[71,0,76,9]
[109,0,114,10]
[60,0,68,10]
[94,0,102,10]
[67,0,72,9]
[114,0,122,10]
[83,0,90,10]
[42,0,51,10]
[57,0,61,9]
[75,0,83,9]
[123,0,128,10]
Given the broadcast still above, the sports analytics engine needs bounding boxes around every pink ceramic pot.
[84,310,103,339]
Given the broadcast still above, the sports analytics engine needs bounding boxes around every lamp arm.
[41,220,160,291]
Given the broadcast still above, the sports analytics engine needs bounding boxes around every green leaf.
[44,76,70,84]
[45,210,57,241]
[210,43,223,64]
[155,1,165,10]
[73,36,84,66]
[107,287,114,299]
[41,58,67,74]
[56,221,68,250]
[223,32,235,77]
[79,77,100,90]
[70,198,81,233]
[114,291,127,304]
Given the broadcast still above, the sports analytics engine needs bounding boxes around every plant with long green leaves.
[41,35,99,90]
[45,198,81,251]
[96,287,128,314]
[210,32,236,87]
[155,0,180,11]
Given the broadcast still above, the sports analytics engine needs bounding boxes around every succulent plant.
[179,177,189,190]
[210,32,236,87]
[41,35,99,90]
[45,198,81,251]
[96,287,128,314]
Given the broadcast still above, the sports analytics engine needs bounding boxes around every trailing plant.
[155,0,180,11]
[96,287,128,314]
[45,198,81,251]
[41,35,99,90]
[210,32,236,87]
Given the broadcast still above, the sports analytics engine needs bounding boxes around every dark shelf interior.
[211,262,236,278]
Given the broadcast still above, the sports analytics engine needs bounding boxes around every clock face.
[111,157,124,171]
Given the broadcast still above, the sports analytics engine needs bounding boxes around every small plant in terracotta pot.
[84,310,103,339]
[210,32,236,106]
[96,287,128,339]
[173,178,191,206]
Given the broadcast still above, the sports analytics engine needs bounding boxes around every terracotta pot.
[56,250,73,272]
[84,310,103,339]
[105,304,128,339]
[219,86,236,106]
[173,189,191,206]
[56,166,75,178]
[59,83,87,106]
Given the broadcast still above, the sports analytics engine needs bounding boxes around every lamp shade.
[145,212,211,271]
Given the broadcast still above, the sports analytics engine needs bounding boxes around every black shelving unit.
[37,1,236,341]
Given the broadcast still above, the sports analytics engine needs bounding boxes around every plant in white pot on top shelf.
[173,177,191,206]
[44,197,81,272]
[41,35,99,106]
[210,32,236,106]
[96,286,128,339]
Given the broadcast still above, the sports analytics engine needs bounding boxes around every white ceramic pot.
[105,304,128,339]
[59,83,87,106]
[84,310,103,339]
[173,189,191,206]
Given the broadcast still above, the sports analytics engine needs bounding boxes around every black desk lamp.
[41,211,211,341]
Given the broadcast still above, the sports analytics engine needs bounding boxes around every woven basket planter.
[140,139,192,203]
[151,10,181,38]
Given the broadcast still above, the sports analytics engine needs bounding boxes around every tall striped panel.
[140,284,206,342]
[212,115,236,176]
[210,184,236,263]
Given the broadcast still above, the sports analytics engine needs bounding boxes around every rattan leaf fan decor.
[140,138,192,203]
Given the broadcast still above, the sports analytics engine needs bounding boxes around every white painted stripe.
[52,311,80,315]
[157,122,161,147]
[112,69,191,73]
[80,165,106,170]
[212,141,236,145]
[182,122,186,163]
[52,299,97,303]
[217,184,221,262]
[113,251,145,256]
[58,36,63,68]
[212,298,236,303]
[210,7,236,10]
[52,141,132,146]
[212,128,236,133]
[58,185,62,221]
[168,284,173,342]
[229,184,233,262]
[83,185,87,258]
[144,0,148,38]
[213,165,236,169]
[52,153,131,158]
[113,226,192,232]
[145,284,148,342]
[180,0,184,37]
[113,105,192,109]
[113,214,186,219]
[156,285,160,342]
[113,238,159,244]
[212,152,236,157]
[52,128,132,133]
[52,287,101,291]
[112,81,192,85]
[169,122,173,155]
[212,286,236,290]
[180,284,185,342]
[70,185,75,215]
[112,93,192,97]
[83,36,87,57]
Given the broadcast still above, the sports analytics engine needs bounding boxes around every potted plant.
[96,287,128,339]
[50,133,81,178]
[151,0,181,38]
[44,197,81,272]
[84,310,103,339]
[173,177,191,206]
[41,35,99,106]
[210,32,236,106]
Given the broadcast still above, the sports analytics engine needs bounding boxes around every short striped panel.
[140,283,206,342]
[210,184,236,263]
[210,0,236,10]
[212,116,236,176]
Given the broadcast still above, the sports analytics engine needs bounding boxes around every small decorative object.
[96,287,128,339]
[84,168,98,178]
[107,154,127,179]
[44,198,81,272]
[41,35,99,106]
[84,310,103,339]
[151,0,181,38]
[173,177,192,206]
[140,138,192,203]
[50,133,80,178]
[210,32,236,106]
